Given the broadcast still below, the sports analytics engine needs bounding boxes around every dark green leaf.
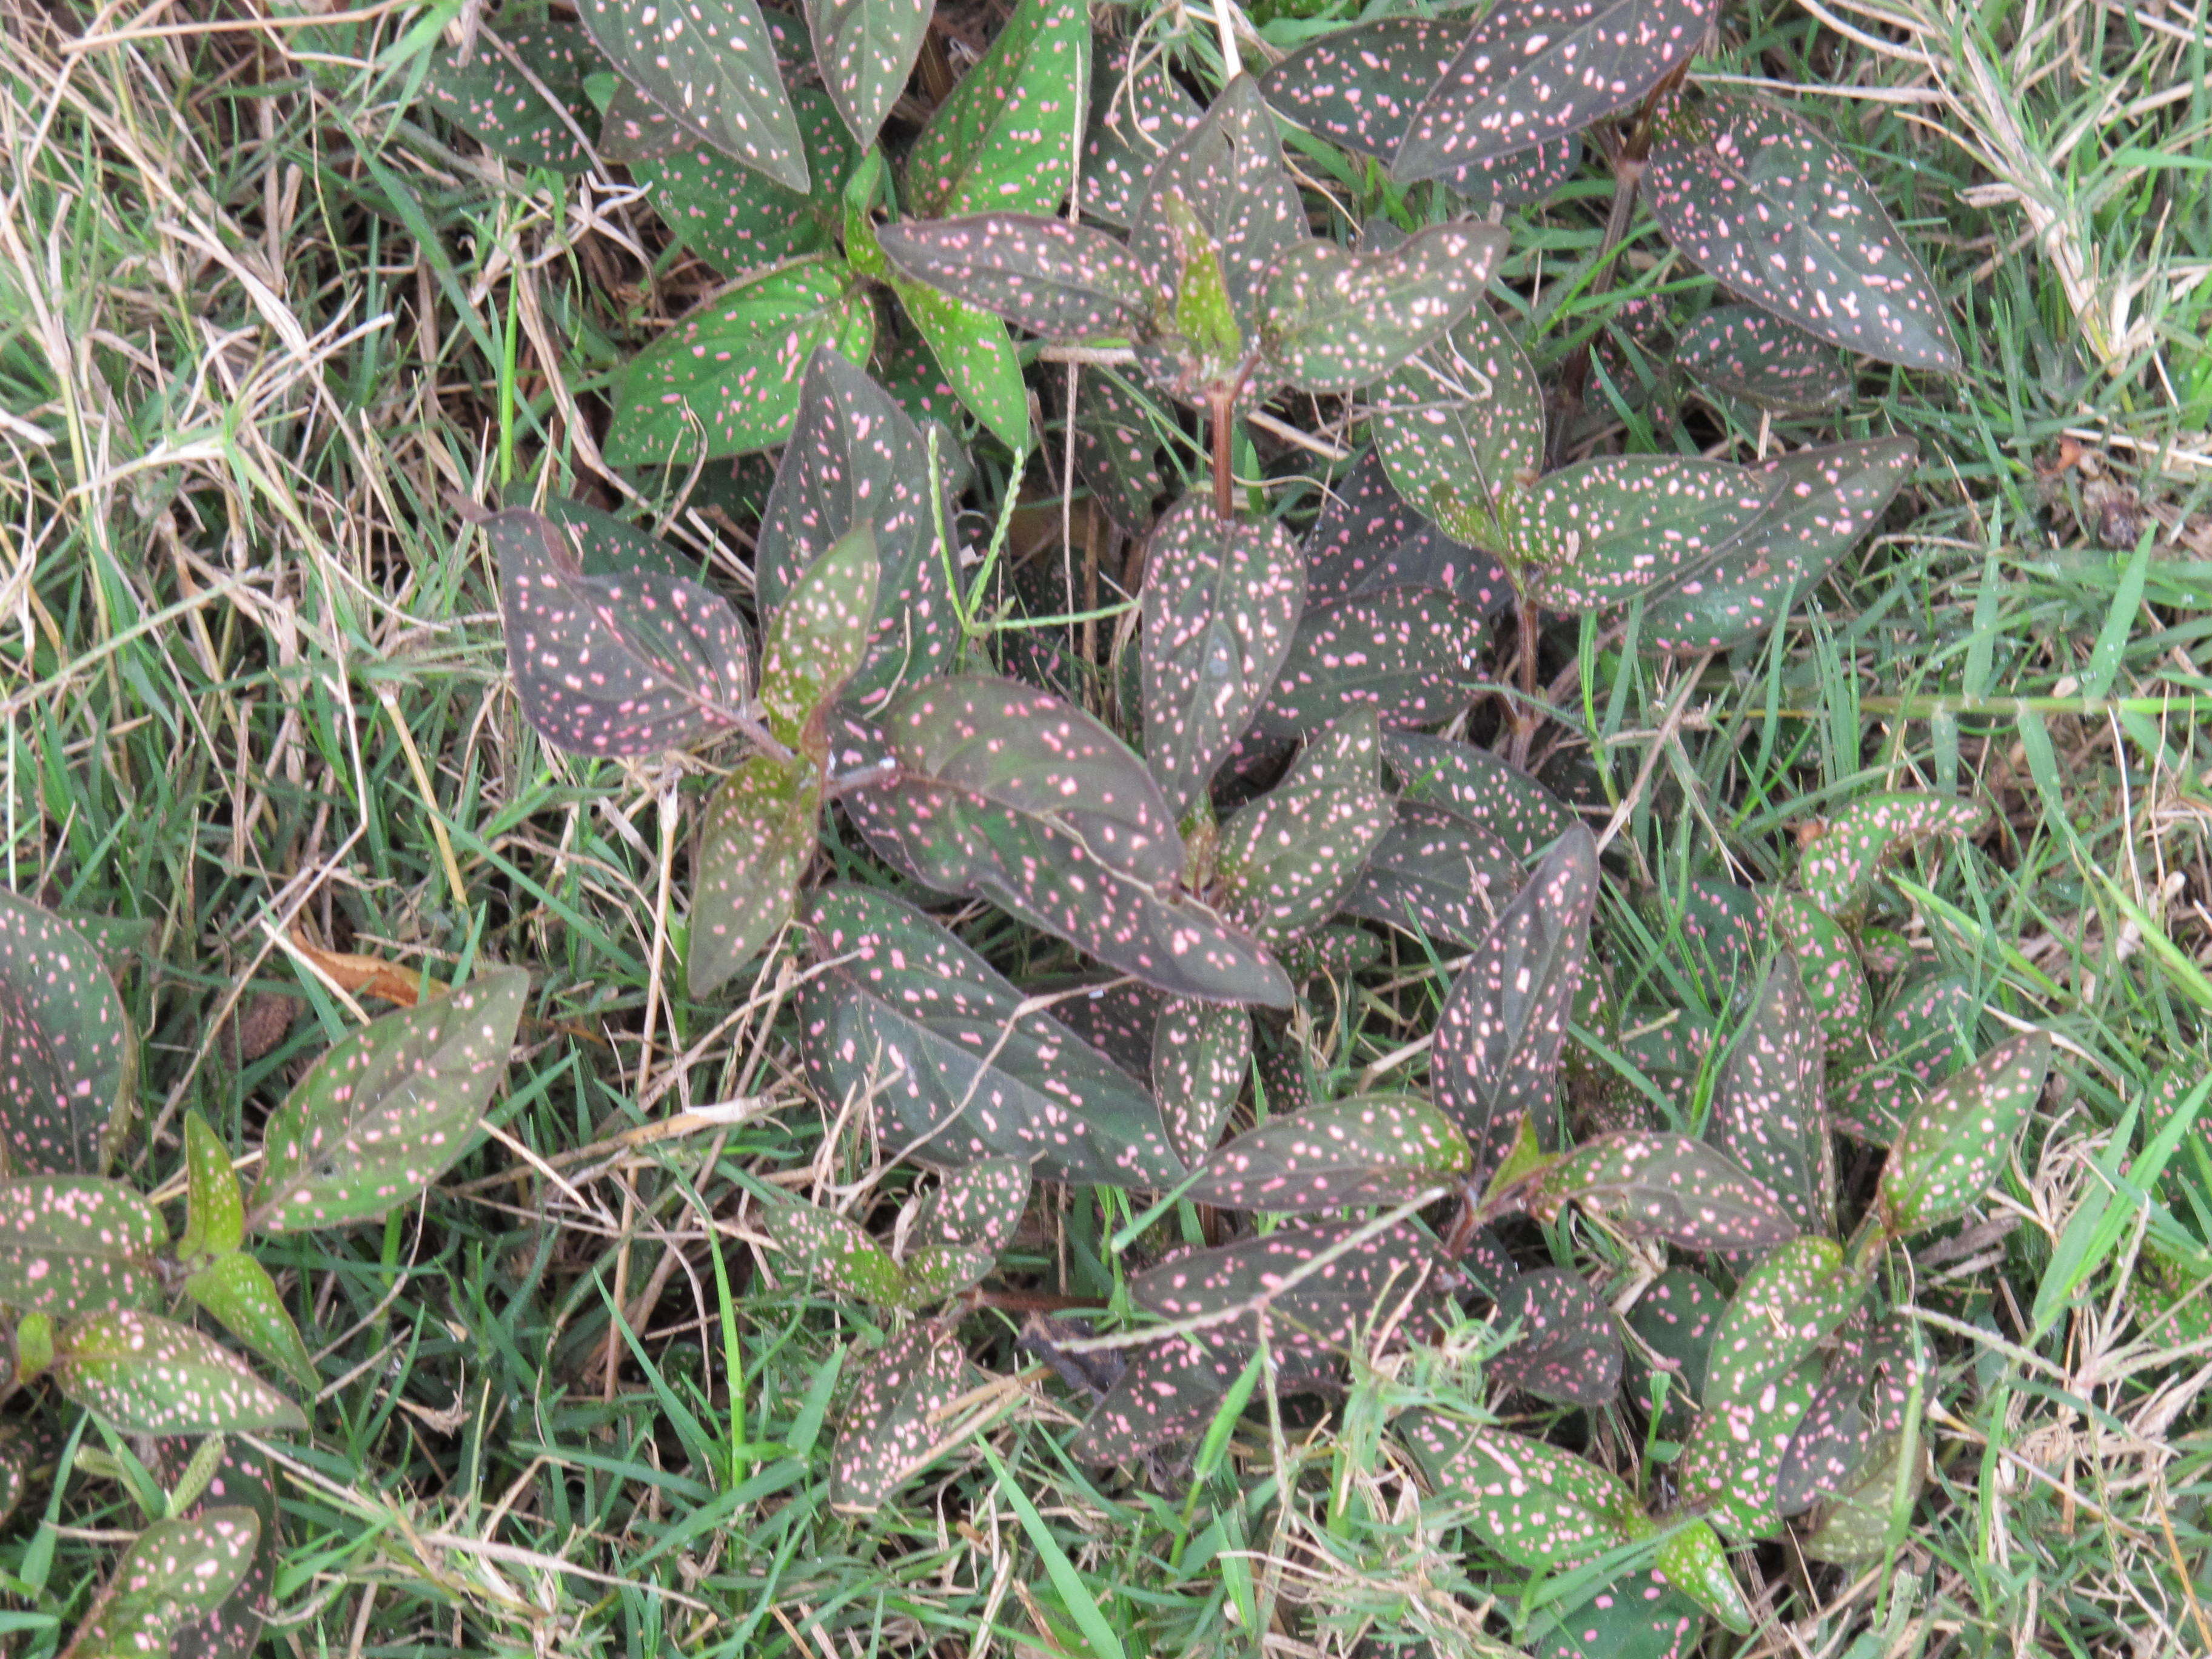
[1801,1435,1926,1566]
[1059,979,1165,1081]
[578,0,808,187]
[55,1311,306,1435]
[808,0,928,146]
[247,970,527,1232]
[1405,1416,1638,1567]
[150,1437,280,1659]
[0,1176,164,1317]
[179,1253,319,1393]
[1340,801,1523,947]
[1216,711,1395,950]
[1778,1313,1923,1515]
[1646,92,1960,370]
[599,76,681,161]
[1067,370,1171,535]
[1675,1354,1820,1540]
[1707,957,1834,1236]
[1509,455,1777,612]
[0,886,135,1174]
[1303,450,1512,614]
[1070,1333,1241,1463]
[1698,1236,1863,1409]
[1370,302,1546,552]
[911,1156,1030,1253]
[877,214,1155,342]
[634,87,856,270]
[1488,1267,1622,1407]
[605,260,876,464]
[1765,891,1868,1053]
[526,494,688,578]
[1187,1092,1469,1212]
[905,0,1087,217]
[1877,973,1979,1084]
[1381,732,1575,860]
[1133,1217,1434,1359]
[1260,223,1504,394]
[59,1508,260,1659]
[686,755,818,998]
[1083,39,1203,228]
[829,1324,967,1509]
[761,1195,907,1304]
[1535,1131,1799,1250]
[424,22,598,173]
[1250,589,1487,741]
[1152,997,1250,1167]
[881,262,1031,453]
[1626,1267,1723,1404]
[1877,1030,2051,1236]
[1675,304,1847,411]
[1527,1570,1703,1659]
[1141,494,1307,819]
[1798,791,1985,918]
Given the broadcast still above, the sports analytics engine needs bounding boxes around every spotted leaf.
[838,679,1292,1005]
[1216,711,1395,950]
[1133,1217,1435,1359]
[1526,1569,1704,1659]
[1406,1416,1638,1567]
[1341,800,1522,947]
[53,1311,305,1435]
[686,755,818,998]
[176,1111,244,1267]
[1260,224,1504,394]
[1669,874,1761,987]
[860,209,1031,454]
[0,1177,164,1318]
[247,969,527,1232]
[1877,973,1978,1084]
[1642,437,1919,655]
[424,21,598,173]
[1647,93,1959,370]
[605,259,876,464]
[1082,38,1203,228]
[1067,370,1171,535]
[759,526,880,756]
[1487,1267,1622,1406]
[754,349,961,705]
[1395,0,1712,180]
[1370,303,1546,552]
[910,1156,1030,1253]
[1152,997,1251,1167]
[599,76,681,161]
[59,1507,261,1659]
[1508,455,1777,612]
[578,0,806,187]
[1187,1092,1469,1212]
[179,1252,318,1393]
[634,87,856,270]
[877,214,1155,343]
[1070,1332,1241,1463]
[146,1437,280,1659]
[1381,732,1575,861]
[797,885,1184,1186]
[524,494,689,579]
[1535,1131,1798,1250]
[1798,791,1985,919]
[1675,304,1847,411]
[1878,1030,2051,1236]
[1141,494,1307,819]
[804,0,926,146]
[1304,450,1513,614]
[1059,979,1165,1081]
[1707,956,1834,1236]
[1830,1065,1918,1148]
[829,1324,968,1510]
[1626,1267,1723,1406]
[1429,826,1598,1177]
[1765,891,1868,1053]
[1700,1236,1863,1410]
[761,1195,907,1304]
[904,0,1087,218]
[1249,589,1486,741]
[0,887,135,1175]
[1802,1435,1925,1566]
[1778,1313,1923,1515]
[1675,1353,1821,1540]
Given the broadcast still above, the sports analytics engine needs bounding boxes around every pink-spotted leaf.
[633,87,856,270]
[1083,39,1203,228]
[247,969,527,1233]
[828,1323,968,1510]
[1487,1267,1622,1406]
[58,1507,260,1659]
[1707,956,1834,1236]
[1675,304,1848,411]
[910,1156,1030,1253]
[1878,1030,2051,1236]
[806,0,927,147]
[1509,455,1778,612]
[1404,1416,1638,1567]
[1765,891,1868,1054]
[1059,979,1165,1082]
[757,526,879,756]
[1527,1569,1704,1659]
[177,1110,244,1265]
[578,0,807,187]
[903,0,1087,218]
[1675,1353,1821,1540]
[1152,997,1251,1167]
[1260,223,1504,394]
[1186,1092,1469,1212]
[1370,303,1545,552]
[1778,1313,1923,1515]
[0,1176,164,1318]
[147,1436,280,1659]
[1381,732,1575,860]
[1216,711,1395,950]
[424,22,598,174]
[1626,1266,1723,1406]
[1133,1217,1435,1359]
[761,1195,907,1305]
[54,1311,306,1435]
[686,754,819,998]
[1698,1235,1863,1409]
[1798,791,1985,919]
[1802,1436,1926,1567]
[0,886,135,1175]
[1248,589,1487,742]
[1535,1131,1798,1250]
[1066,369,1171,535]
[1069,1332,1241,1464]
[1303,450,1513,614]
[1341,799,1523,947]
[179,1252,319,1393]
[877,215,1155,343]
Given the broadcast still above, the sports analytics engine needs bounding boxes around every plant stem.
[1210,387,1235,521]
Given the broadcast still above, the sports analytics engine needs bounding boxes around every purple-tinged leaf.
[0,1177,164,1318]
[829,1324,967,1509]
[1261,223,1506,394]
[55,1311,306,1435]
[1878,1030,2051,1236]
[1249,589,1487,742]
[903,0,1088,218]
[1708,956,1834,1236]
[179,1252,319,1392]
[59,1508,261,1659]
[1675,303,1847,411]
[1626,1266,1723,1404]
[1304,450,1513,614]
[1404,1416,1637,1567]
[528,494,687,580]
[1798,791,1985,919]
[1059,979,1165,1082]
[762,1194,907,1303]
[634,87,855,270]
[1141,494,1307,819]
[1674,1353,1821,1540]
[1535,1131,1799,1250]
[1395,0,1712,180]
[687,755,818,998]
[424,22,598,174]
[1069,1332,1239,1463]
[0,887,134,1175]
[1831,1065,1918,1147]
[1646,92,1960,371]
[1133,1217,1435,1359]
[578,0,806,186]
[1429,826,1598,1176]
[247,970,527,1233]
[1186,1092,1470,1212]
[1381,732,1575,860]
[1341,800,1521,947]
[1280,923,1385,980]
[758,527,880,756]
[1669,874,1761,985]
[605,260,876,464]
[1067,370,1171,535]
[797,885,1184,1187]
[755,349,961,705]
[1527,1569,1703,1659]
[807,0,928,147]
[1443,133,1583,211]
[911,1156,1030,1253]
[1509,455,1778,612]
[148,1439,280,1659]
[877,215,1155,343]
[1370,303,1545,551]
[1152,997,1250,1167]
[1487,1267,1622,1407]
[0,1412,54,1530]
[1698,1236,1863,1410]
[1083,39,1203,228]
[1216,712,1394,950]
[1778,1313,1923,1515]
[1765,891,1868,1054]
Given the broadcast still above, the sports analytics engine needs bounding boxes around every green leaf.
[59,1507,261,1659]
[876,213,1155,342]
[144,1435,281,1659]
[491,508,753,757]
[1304,450,1513,613]
[0,1176,165,1318]
[828,1323,968,1509]
[1508,455,1777,612]
[1140,494,1307,820]
[1698,1236,1863,1409]
[1405,1417,1638,1568]
[55,1311,306,1435]
[911,1157,1030,1253]
[1778,1314,1923,1515]
[0,885,136,1174]
[797,885,1185,1187]
[247,970,528,1233]
[1486,1267,1621,1407]
[1801,1435,1926,1567]
[1250,589,1487,741]
[605,258,876,464]
[1381,732,1575,861]
[1339,802,1523,947]
[1707,958,1834,1236]
[1149,189,1245,391]
[760,1195,907,1304]
[1626,1267,1724,1406]
[1133,1217,1435,1361]
[1369,303,1545,550]
[1526,1570,1704,1659]
[807,0,928,147]
[1675,304,1848,411]
[686,756,819,998]
[1797,791,1985,919]
[1765,891,1869,1054]
[1429,826,1599,1176]
[759,526,880,754]
[1216,711,1395,950]
[179,1253,319,1393]
[1646,92,1960,371]
[1070,1333,1245,1463]
[1259,223,1505,394]
[578,0,808,188]
[905,0,1087,217]
[1082,39,1202,228]
[892,278,1031,453]
[424,22,598,174]
[1151,997,1250,1168]
[1877,1030,2051,1236]
[599,76,681,161]
[634,87,856,271]
[1535,1131,1800,1250]
[1674,1355,1822,1540]
[179,1111,244,1266]
[837,678,1292,1005]
[1639,1517,1752,1635]
[1186,1092,1469,1212]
